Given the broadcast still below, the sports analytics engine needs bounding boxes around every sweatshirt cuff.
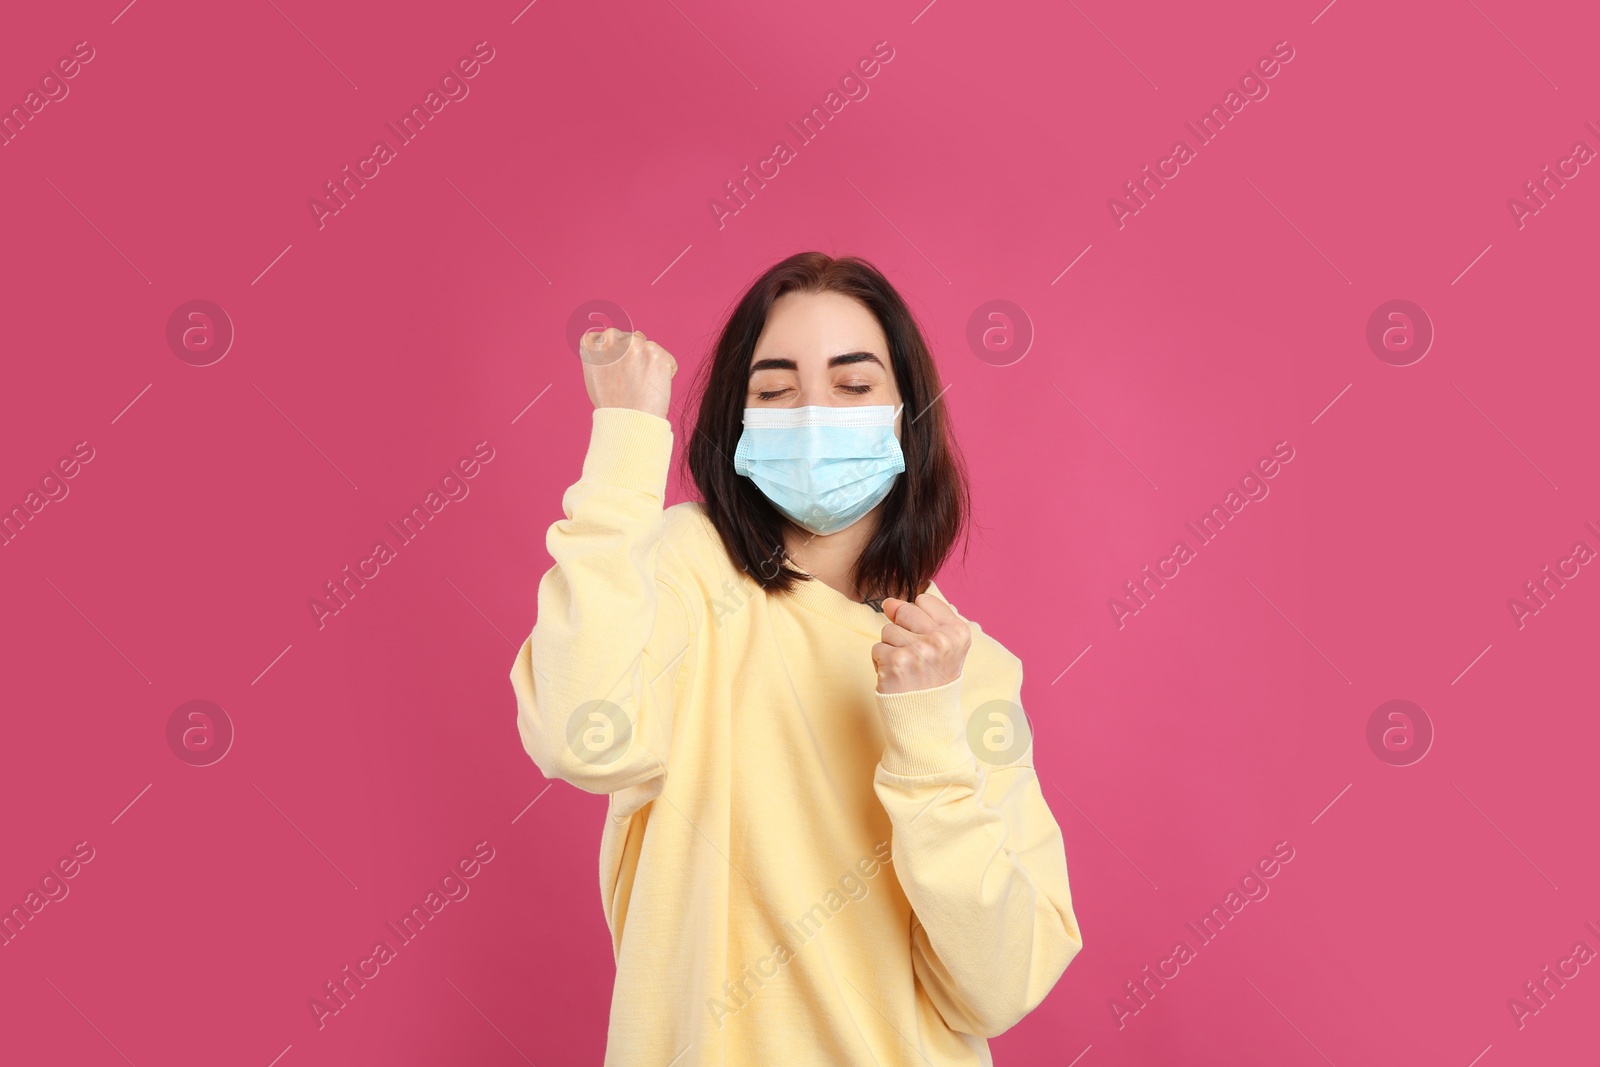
[876,672,975,777]
[582,407,674,499]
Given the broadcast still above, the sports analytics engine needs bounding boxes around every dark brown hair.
[680,252,970,603]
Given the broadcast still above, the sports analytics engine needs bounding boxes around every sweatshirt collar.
[780,566,944,638]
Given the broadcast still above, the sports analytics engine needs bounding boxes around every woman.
[511,252,1083,1065]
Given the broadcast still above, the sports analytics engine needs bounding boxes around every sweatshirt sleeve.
[511,406,696,811]
[871,641,1083,1039]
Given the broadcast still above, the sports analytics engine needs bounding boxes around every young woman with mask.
[510,252,1083,1065]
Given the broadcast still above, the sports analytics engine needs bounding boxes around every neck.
[784,507,883,603]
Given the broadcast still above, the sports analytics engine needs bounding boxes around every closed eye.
[754,383,875,401]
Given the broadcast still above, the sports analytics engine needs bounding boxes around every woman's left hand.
[873,593,971,695]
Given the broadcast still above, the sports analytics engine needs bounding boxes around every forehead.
[752,291,888,365]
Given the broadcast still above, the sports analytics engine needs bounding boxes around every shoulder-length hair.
[680,251,970,603]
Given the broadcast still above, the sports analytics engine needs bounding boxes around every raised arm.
[511,330,695,814]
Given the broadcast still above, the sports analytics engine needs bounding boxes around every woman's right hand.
[580,328,678,419]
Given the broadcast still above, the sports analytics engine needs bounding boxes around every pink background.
[2,0,1597,1064]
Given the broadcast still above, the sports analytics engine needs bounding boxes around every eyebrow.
[748,351,884,375]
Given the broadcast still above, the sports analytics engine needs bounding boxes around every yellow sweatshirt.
[511,406,1083,1066]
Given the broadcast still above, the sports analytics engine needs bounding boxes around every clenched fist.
[580,328,678,420]
[872,593,972,695]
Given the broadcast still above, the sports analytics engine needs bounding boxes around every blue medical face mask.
[733,404,906,536]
